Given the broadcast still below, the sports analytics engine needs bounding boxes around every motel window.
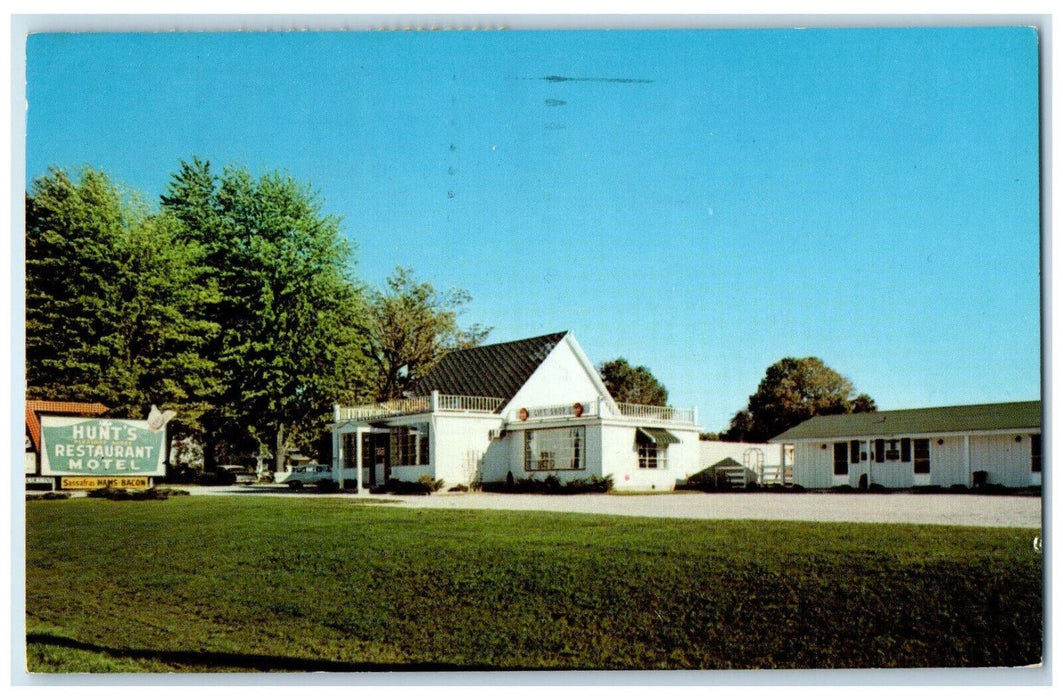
[635,427,678,470]
[850,440,860,464]
[833,442,848,476]
[901,438,911,463]
[638,444,667,470]
[1031,434,1041,473]
[390,425,430,466]
[525,427,586,472]
[913,439,930,474]
[874,439,885,463]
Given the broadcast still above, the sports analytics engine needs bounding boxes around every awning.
[636,427,680,446]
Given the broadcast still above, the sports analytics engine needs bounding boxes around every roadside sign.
[60,476,151,490]
[40,416,166,477]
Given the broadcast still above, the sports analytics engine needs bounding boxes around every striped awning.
[636,427,680,446]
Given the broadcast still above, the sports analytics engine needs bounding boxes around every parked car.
[218,465,257,485]
[273,463,333,489]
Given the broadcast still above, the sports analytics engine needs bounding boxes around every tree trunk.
[274,422,287,472]
[203,433,217,472]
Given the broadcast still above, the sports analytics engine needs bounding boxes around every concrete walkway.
[186,485,1042,528]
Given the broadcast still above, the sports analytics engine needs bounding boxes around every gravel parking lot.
[187,485,1043,528]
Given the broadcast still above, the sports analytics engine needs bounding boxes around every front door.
[360,432,390,487]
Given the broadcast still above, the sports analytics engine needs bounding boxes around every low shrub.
[87,486,129,500]
[369,478,438,495]
[86,487,185,501]
[26,491,70,501]
[481,474,613,494]
[448,484,469,492]
[418,475,444,492]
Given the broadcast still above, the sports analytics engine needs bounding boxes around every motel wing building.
[329,331,703,491]
[770,401,1042,490]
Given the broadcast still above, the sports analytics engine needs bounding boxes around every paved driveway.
[188,486,1042,528]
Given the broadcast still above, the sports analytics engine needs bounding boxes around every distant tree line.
[25,159,489,470]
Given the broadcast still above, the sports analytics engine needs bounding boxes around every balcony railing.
[336,393,503,422]
[614,402,696,425]
[437,395,505,413]
[337,394,697,426]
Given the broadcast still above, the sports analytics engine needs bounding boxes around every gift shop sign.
[40,416,166,477]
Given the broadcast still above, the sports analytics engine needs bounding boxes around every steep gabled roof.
[409,331,569,406]
[25,400,109,452]
[771,401,1041,442]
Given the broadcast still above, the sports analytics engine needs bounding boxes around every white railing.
[437,395,504,413]
[614,402,696,425]
[337,396,431,421]
[336,393,503,422]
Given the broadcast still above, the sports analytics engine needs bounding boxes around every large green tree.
[26,167,128,402]
[721,357,876,443]
[598,358,669,406]
[161,159,370,470]
[26,167,220,430]
[364,267,491,401]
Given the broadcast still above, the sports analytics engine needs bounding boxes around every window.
[390,425,429,466]
[850,440,860,464]
[525,427,586,471]
[638,443,667,470]
[901,438,911,463]
[635,427,676,470]
[913,438,930,474]
[874,439,885,463]
[343,433,359,470]
[833,442,848,475]
[1031,434,1041,473]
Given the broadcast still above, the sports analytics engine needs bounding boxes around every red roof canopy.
[25,400,109,452]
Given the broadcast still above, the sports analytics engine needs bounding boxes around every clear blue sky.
[24,27,1042,432]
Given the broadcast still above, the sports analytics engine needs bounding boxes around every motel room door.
[850,439,872,489]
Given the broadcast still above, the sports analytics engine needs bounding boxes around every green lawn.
[25,496,1042,672]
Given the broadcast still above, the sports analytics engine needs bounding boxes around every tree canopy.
[26,166,221,427]
[721,357,876,443]
[363,267,491,401]
[160,158,370,469]
[598,358,669,406]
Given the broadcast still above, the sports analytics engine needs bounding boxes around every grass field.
[25,496,1042,672]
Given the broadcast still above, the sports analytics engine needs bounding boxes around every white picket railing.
[336,393,503,422]
[437,395,504,413]
[614,402,696,425]
[337,396,431,421]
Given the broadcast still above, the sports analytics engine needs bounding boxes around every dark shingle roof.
[409,331,569,407]
[771,401,1041,442]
